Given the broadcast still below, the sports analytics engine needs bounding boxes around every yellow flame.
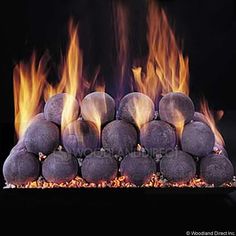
[200,99,225,146]
[127,93,154,129]
[81,91,107,136]
[13,53,48,138]
[61,20,82,129]
[133,1,189,100]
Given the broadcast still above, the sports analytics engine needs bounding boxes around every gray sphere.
[24,120,60,155]
[140,120,176,156]
[42,151,78,183]
[3,150,40,185]
[62,120,99,157]
[81,151,118,184]
[213,143,228,157]
[120,152,156,186]
[102,120,138,156]
[44,93,79,125]
[159,92,194,127]
[81,92,115,127]
[117,92,155,128]
[200,154,234,186]
[160,150,196,183]
[181,121,215,157]
[10,140,27,154]
[193,112,208,124]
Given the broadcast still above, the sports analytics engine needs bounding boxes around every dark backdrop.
[0,0,236,235]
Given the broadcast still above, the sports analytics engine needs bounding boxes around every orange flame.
[61,20,82,129]
[200,99,225,146]
[44,20,82,129]
[133,1,189,100]
[113,1,129,100]
[13,53,48,138]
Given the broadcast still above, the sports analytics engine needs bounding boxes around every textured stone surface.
[160,150,196,183]
[120,151,156,186]
[81,151,118,184]
[44,93,79,125]
[42,151,78,184]
[117,92,155,128]
[102,120,138,156]
[3,150,40,185]
[159,92,194,126]
[62,120,99,157]
[200,154,234,186]
[81,92,115,127]
[181,121,215,157]
[140,120,176,156]
[24,119,60,155]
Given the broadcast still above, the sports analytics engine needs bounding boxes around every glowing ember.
[10,174,234,189]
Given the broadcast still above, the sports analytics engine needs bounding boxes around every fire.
[199,99,225,146]
[127,94,154,129]
[173,108,185,139]
[133,0,189,101]
[61,20,82,129]
[13,53,48,138]
[44,20,82,129]
[113,1,129,101]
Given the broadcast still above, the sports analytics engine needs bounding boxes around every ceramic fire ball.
[200,154,234,186]
[62,119,99,157]
[140,120,176,156]
[117,92,155,128]
[120,151,156,186]
[24,119,60,155]
[44,93,79,125]
[181,121,215,157]
[102,120,138,156]
[42,151,78,184]
[159,92,194,127]
[81,92,115,127]
[81,151,118,184]
[160,150,196,183]
[3,150,40,185]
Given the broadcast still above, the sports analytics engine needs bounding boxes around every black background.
[1,0,236,235]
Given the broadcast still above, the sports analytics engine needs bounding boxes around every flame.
[81,90,107,136]
[127,93,154,129]
[133,1,189,101]
[173,109,185,139]
[113,1,129,101]
[13,53,48,138]
[43,20,82,128]
[61,20,82,129]
[199,99,225,146]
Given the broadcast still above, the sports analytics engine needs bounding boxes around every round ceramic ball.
[193,112,208,124]
[10,139,27,154]
[42,151,78,183]
[159,92,194,126]
[81,151,118,184]
[213,143,228,157]
[3,150,40,185]
[24,119,60,155]
[102,120,138,156]
[117,92,155,128]
[120,152,156,186]
[81,92,115,127]
[62,120,99,157]
[44,93,79,125]
[160,150,196,183]
[181,121,215,157]
[140,120,176,156]
[200,154,234,186]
